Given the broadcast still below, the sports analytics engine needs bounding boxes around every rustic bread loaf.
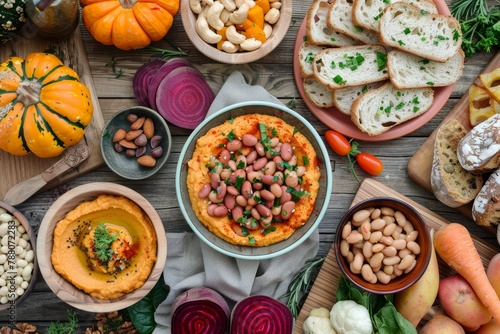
[379,3,462,62]
[350,81,434,135]
[327,0,379,45]
[457,114,500,173]
[306,0,359,47]
[332,81,385,115]
[313,45,389,89]
[298,42,328,79]
[472,169,500,227]
[303,78,335,108]
[352,0,438,33]
[387,49,465,89]
[431,119,483,208]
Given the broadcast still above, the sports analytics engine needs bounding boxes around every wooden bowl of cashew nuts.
[180,0,292,64]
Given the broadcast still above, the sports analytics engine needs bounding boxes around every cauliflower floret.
[330,300,373,334]
[303,308,337,334]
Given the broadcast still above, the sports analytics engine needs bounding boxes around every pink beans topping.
[198,123,311,236]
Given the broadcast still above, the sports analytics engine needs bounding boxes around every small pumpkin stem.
[118,0,137,8]
[17,80,42,107]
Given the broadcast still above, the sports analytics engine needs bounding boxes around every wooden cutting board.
[293,178,500,333]
[407,51,500,220]
[0,27,105,200]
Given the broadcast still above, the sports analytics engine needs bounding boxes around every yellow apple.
[419,314,465,334]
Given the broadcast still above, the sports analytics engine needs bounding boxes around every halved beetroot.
[133,59,165,108]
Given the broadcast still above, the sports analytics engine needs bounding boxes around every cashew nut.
[264,7,280,25]
[196,14,222,44]
[190,0,215,14]
[206,1,225,31]
[235,0,255,9]
[263,23,272,38]
[220,0,236,12]
[270,1,282,9]
[220,8,231,24]
[240,38,262,51]
[226,24,246,44]
[221,41,239,53]
[229,3,249,25]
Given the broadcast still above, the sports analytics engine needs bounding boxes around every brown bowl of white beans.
[334,197,432,294]
[0,202,38,311]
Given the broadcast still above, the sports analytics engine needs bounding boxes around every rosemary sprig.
[281,256,325,318]
[145,40,188,60]
[451,0,490,19]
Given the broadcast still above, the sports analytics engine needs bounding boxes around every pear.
[394,228,440,328]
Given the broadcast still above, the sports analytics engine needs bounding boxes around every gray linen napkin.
[153,71,320,333]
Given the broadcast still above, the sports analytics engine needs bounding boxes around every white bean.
[25,250,34,263]
[0,223,8,237]
[22,266,32,278]
[0,213,13,223]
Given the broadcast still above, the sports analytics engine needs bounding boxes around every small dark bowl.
[0,202,38,311]
[101,106,172,180]
[334,197,431,294]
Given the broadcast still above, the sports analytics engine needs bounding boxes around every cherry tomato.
[356,152,384,175]
[325,130,351,156]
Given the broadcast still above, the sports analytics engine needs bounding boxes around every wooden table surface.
[1,0,499,331]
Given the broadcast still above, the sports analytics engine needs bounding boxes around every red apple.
[486,253,500,298]
[438,274,492,332]
[475,319,500,334]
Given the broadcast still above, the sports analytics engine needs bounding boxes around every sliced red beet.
[133,59,165,108]
[148,57,192,111]
[155,66,215,129]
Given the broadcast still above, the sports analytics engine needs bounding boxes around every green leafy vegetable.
[47,309,79,334]
[451,0,500,56]
[94,222,118,262]
[336,276,417,334]
[127,274,170,334]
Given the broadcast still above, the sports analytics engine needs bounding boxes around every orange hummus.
[187,114,321,246]
[51,194,157,299]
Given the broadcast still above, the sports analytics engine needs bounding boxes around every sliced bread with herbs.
[332,81,386,115]
[306,0,359,47]
[350,81,434,135]
[387,49,465,89]
[379,2,462,62]
[327,0,380,45]
[298,42,328,79]
[303,78,335,108]
[352,0,438,33]
[431,119,483,208]
[313,44,388,89]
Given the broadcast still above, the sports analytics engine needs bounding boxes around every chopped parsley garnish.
[305,52,315,63]
[333,75,346,85]
[384,106,392,114]
[248,236,256,245]
[398,40,405,46]
[234,175,245,192]
[361,85,368,94]
[374,13,383,21]
[376,52,387,71]
[228,118,234,124]
[354,26,364,33]
[426,81,435,86]
[421,10,428,15]
[93,222,118,262]
[330,61,337,69]
[452,29,460,41]
[403,27,411,35]
[418,59,430,64]
[262,227,277,235]
[303,156,309,165]
[330,37,336,42]
[286,187,310,199]
[226,130,236,142]
[293,127,298,136]
[343,52,365,71]
[395,102,405,110]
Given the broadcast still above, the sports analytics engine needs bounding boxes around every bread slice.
[332,81,386,115]
[379,3,462,62]
[457,113,500,173]
[352,0,438,33]
[431,119,483,208]
[327,0,380,45]
[298,42,328,79]
[306,0,359,47]
[313,45,389,89]
[303,77,335,108]
[387,49,464,89]
[472,169,500,227]
[479,67,500,104]
[350,81,434,135]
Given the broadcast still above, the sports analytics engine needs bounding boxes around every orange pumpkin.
[80,0,180,50]
[0,53,94,158]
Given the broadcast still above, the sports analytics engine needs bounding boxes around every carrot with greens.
[434,223,500,322]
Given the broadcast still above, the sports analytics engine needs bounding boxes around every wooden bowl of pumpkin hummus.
[37,182,166,312]
[176,101,332,260]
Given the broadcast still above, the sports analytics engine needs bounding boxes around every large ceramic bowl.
[334,197,432,294]
[176,101,332,260]
[180,0,292,64]
[0,202,38,311]
[37,182,167,312]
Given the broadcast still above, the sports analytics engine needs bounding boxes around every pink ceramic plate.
[293,0,454,141]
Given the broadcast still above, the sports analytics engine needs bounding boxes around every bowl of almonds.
[101,106,172,180]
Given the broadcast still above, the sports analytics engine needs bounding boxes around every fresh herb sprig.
[47,309,79,334]
[94,222,119,262]
[281,256,325,318]
[451,0,500,56]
